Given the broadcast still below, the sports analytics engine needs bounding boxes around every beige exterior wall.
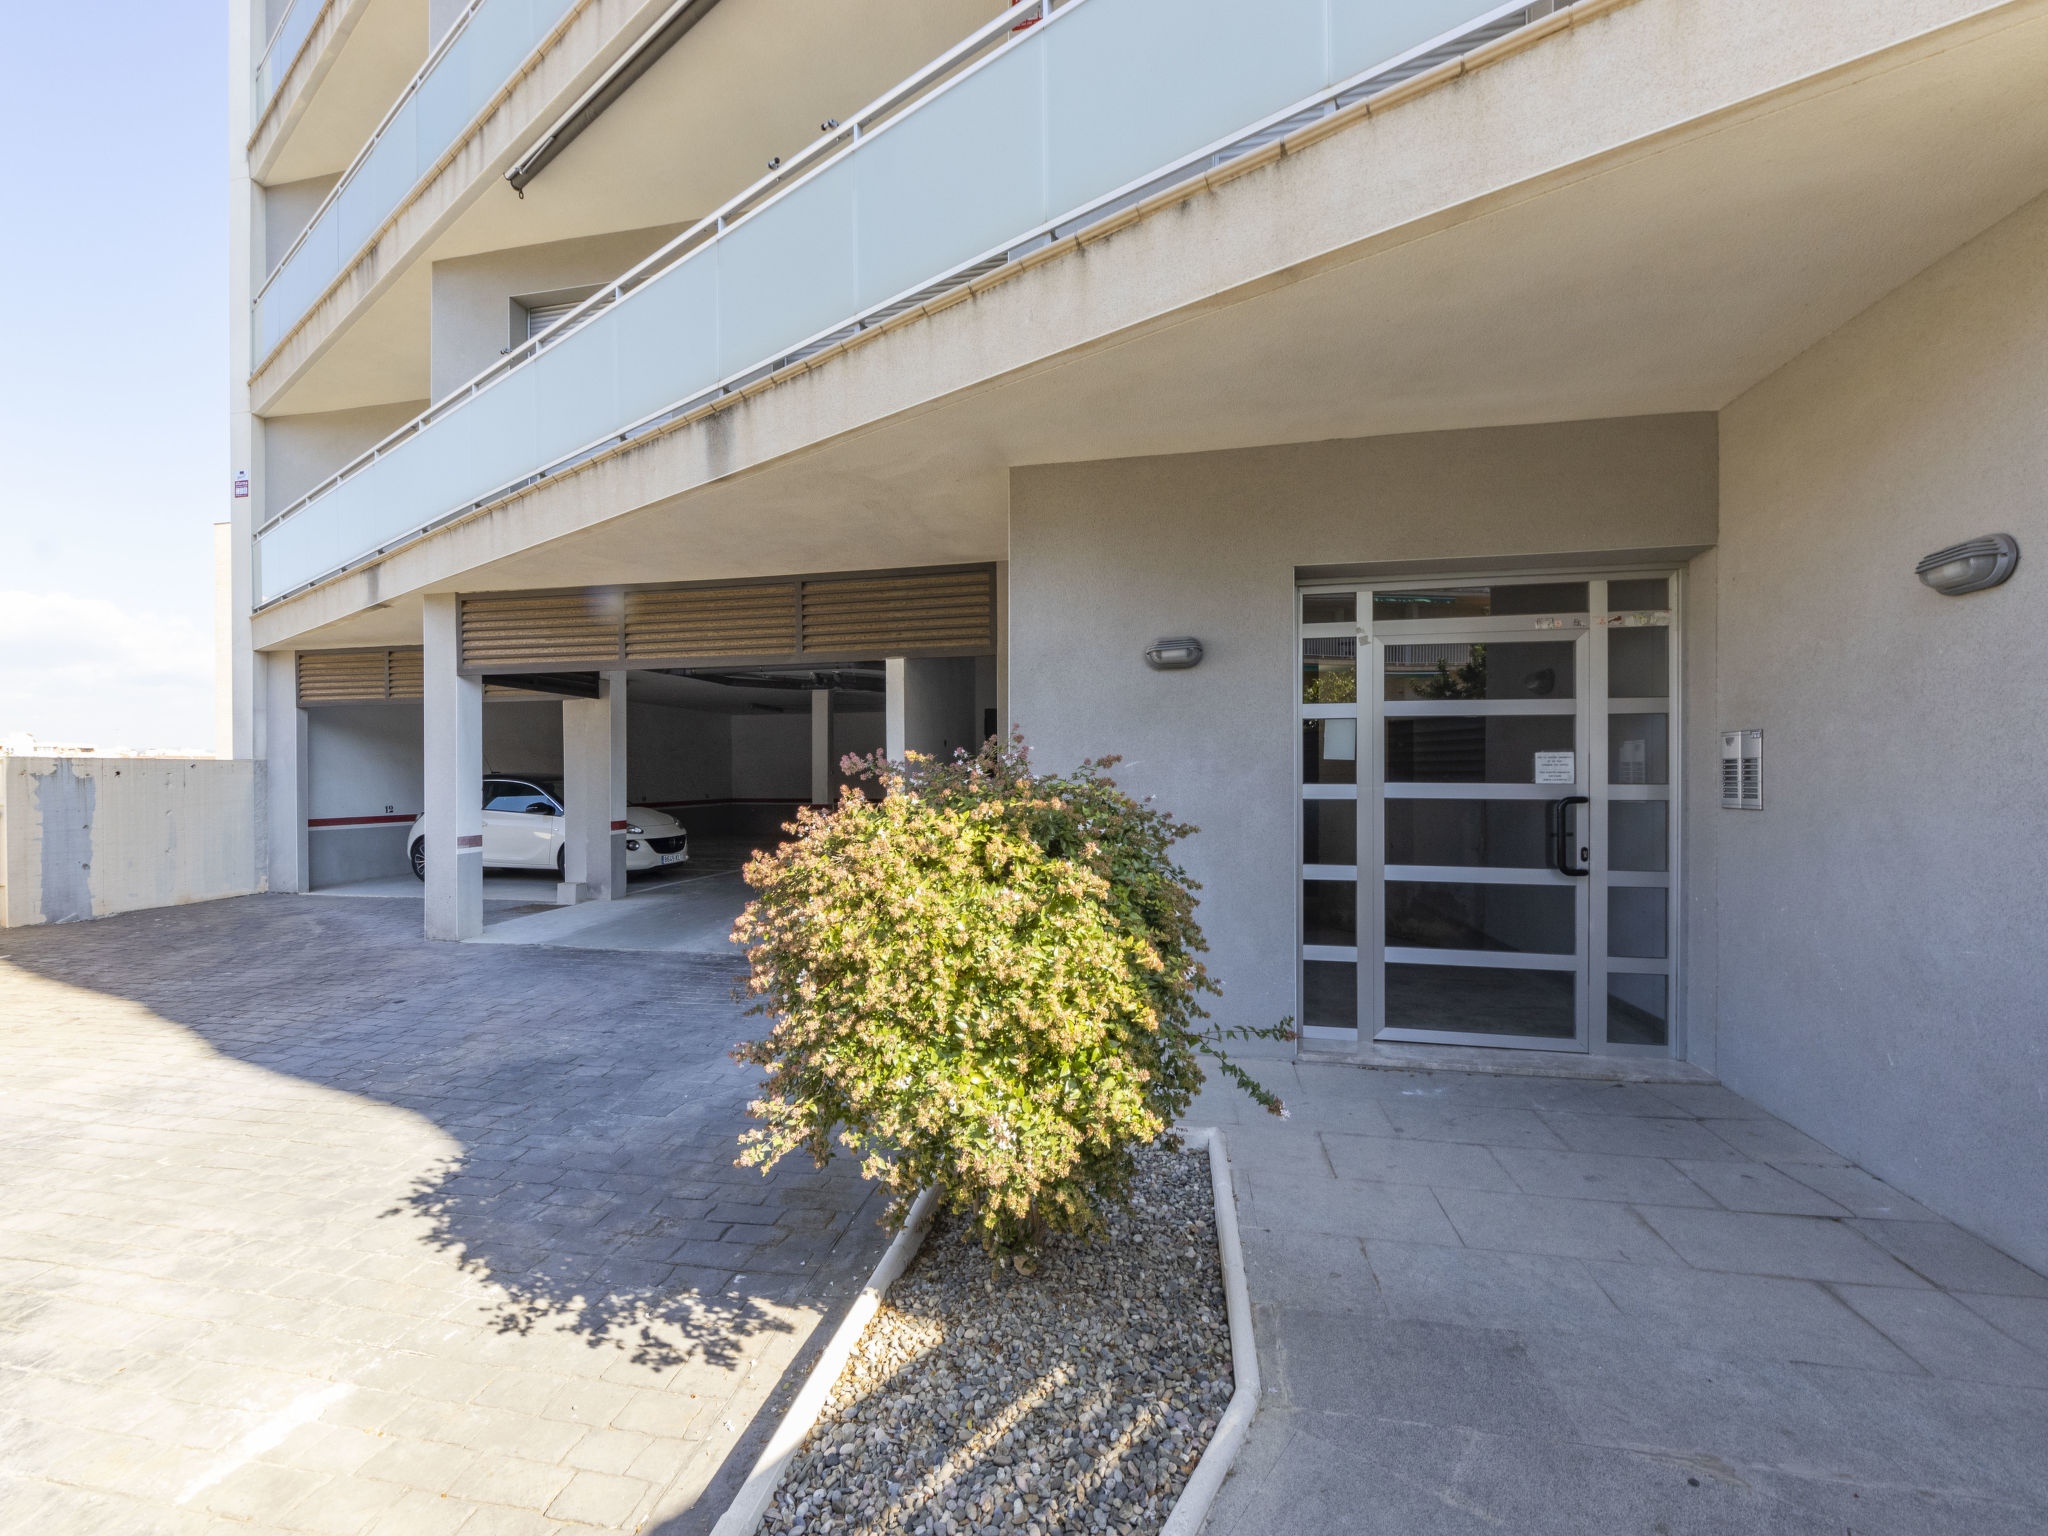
[265,399,433,516]
[1009,414,1718,1042]
[1,759,266,928]
[428,224,684,400]
[1713,189,2048,1272]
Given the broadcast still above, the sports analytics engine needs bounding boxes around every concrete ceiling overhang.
[257,0,2048,653]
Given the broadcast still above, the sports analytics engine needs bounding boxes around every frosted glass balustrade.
[257,0,1526,601]
[255,0,323,113]
[253,0,578,358]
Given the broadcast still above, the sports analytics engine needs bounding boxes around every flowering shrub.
[731,735,1288,1259]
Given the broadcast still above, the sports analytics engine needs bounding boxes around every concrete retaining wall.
[0,756,265,927]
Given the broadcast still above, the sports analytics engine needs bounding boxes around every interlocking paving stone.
[0,893,892,1534]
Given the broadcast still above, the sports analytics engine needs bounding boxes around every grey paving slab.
[0,894,891,1536]
[1433,1186,1686,1265]
[1207,1058,2048,1536]
[1633,1207,1929,1287]
[1240,1167,1462,1244]
[1320,1129,1517,1191]
[1504,1147,1718,1206]
[1774,1160,1940,1220]
[1831,1285,2048,1387]
[1670,1158,1850,1216]
[1850,1217,2048,1296]
[1378,1101,1567,1149]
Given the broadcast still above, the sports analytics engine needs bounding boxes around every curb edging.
[707,1130,1257,1535]
[706,1183,943,1536]
[1160,1125,1257,1536]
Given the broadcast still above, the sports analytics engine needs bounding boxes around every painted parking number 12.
[1534,751,1576,784]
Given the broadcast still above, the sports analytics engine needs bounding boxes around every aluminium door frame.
[1294,565,1685,1062]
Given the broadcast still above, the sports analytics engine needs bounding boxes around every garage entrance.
[290,563,1001,946]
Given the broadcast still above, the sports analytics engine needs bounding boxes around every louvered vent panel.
[460,591,623,669]
[625,584,797,662]
[385,648,423,700]
[800,570,994,655]
[298,649,402,705]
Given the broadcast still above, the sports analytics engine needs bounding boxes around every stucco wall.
[0,757,265,927]
[1009,414,1718,1038]
[1713,190,2048,1272]
[429,225,687,401]
[266,399,432,516]
[308,702,423,886]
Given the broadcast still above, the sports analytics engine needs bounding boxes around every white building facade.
[227,0,2048,1271]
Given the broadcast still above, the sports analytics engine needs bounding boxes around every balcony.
[255,0,326,115]
[253,0,580,364]
[255,0,1564,605]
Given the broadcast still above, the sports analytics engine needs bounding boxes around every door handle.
[1550,796,1591,877]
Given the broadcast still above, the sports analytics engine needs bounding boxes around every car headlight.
[627,824,644,834]
[625,839,641,851]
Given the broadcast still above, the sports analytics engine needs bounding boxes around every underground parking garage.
[279,566,1000,931]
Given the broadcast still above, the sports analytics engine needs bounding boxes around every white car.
[409,777,689,880]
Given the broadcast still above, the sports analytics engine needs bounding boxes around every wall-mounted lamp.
[1917,534,2019,595]
[1144,637,1204,670]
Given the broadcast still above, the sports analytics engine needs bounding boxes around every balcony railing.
[253,0,578,361]
[254,0,326,117]
[256,0,1564,606]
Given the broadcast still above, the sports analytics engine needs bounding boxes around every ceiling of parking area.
[626,668,885,714]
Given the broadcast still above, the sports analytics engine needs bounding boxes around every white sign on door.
[1533,751,1576,785]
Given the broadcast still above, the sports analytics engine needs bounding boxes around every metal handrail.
[255,0,1562,604]
[253,0,524,312]
[258,0,1066,535]
[253,0,328,116]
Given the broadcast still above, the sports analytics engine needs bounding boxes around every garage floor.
[311,840,760,950]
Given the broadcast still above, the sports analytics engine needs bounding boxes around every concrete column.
[261,650,308,894]
[562,670,628,903]
[422,595,483,940]
[884,658,907,761]
[811,687,833,804]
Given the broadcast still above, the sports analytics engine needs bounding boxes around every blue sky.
[0,2,226,751]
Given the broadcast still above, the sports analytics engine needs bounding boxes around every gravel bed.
[762,1143,1230,1536]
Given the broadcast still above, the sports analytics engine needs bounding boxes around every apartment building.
[229,0,2048,1272]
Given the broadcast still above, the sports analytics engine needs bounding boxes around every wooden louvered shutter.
[296,648,424,706]
[800,568,994,655]
[625,584,798,664]
[459,590,624,671]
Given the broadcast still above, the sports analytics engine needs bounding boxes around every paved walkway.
[1192,1059,2048,1535]
[0,895,889,1536]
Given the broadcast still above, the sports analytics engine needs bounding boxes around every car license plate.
[660,852,683,865]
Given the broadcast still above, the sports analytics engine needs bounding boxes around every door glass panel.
[1302,638,1358,703]
[1385,799,1550,869]
[1608,801,1668,872]
[1302,960,1358,1031]
[1607,973,1669,1046]
[1608,578,1669,611]
[1386,964,1576,1037]
[1607,887,1668,959]
[1304,880,1357,947]
[1372,583,1587,621]
[1386,881,1575,954]
[1608,713,1669,785]
[1303,799,1358,866]
[1386,715,1574,783]
[1303,718,1358,784]
[1383,641,1576,702]
[1608,627,1669,698]
[1302,592,1356,624]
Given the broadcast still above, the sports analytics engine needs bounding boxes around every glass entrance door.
[1297,576,1679,1054]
